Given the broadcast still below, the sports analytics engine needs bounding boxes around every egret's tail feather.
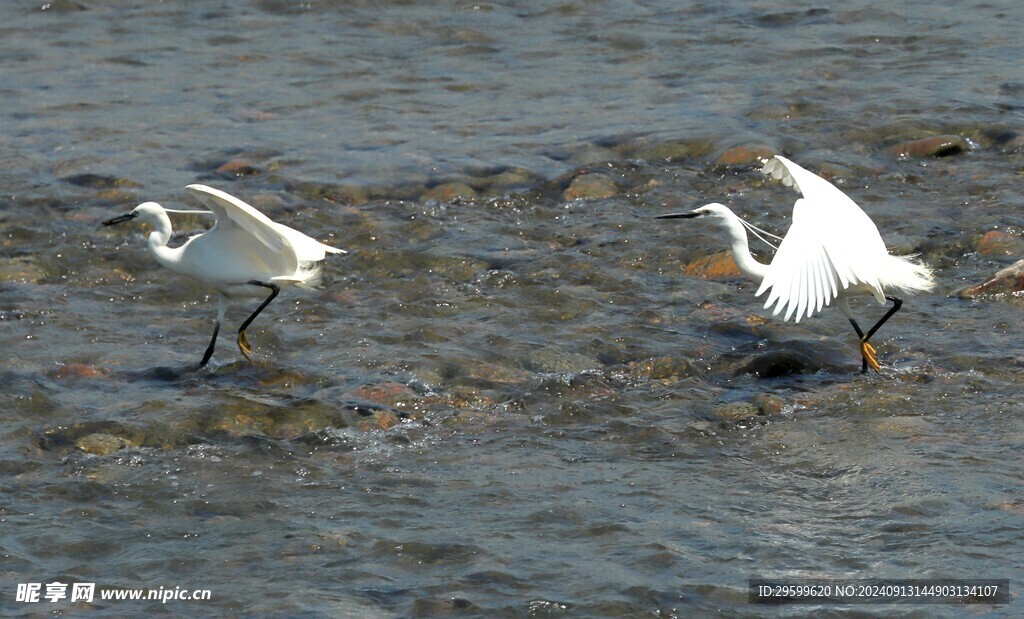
[882,254,935,296]
[296,261,324,290]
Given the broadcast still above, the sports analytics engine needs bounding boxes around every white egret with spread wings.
[103,184,346,367]
[658,155,934,372]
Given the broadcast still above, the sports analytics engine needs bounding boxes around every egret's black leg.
[865,296,903,341]
[849,296,903,373]
[236,281,280,360]
[846,317,870,373]
[200,320,220,368]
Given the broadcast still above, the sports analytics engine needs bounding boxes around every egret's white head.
[656,202,737,223]
[102,202,167,228]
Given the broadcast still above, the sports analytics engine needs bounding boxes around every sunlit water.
[2,1,1022,616]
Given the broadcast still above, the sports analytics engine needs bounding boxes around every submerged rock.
[753,393,785,415]
[410,597,479,617]
[634,141,693,163]
[712,394,784,420]
[562,173,617,200]
[463,361,532,386]
[215,158,260,177]
[633,138,714,163]
[0,257,46,284]
[422,182,477,202]
[61,173,141,189]
[37,421,145,453]
[681,251,741,278]
[735,350,816,378]
[76,433,130,456]
[568,144,619,165]
[45,363,111,381]
[714,144,775,166]
[721,338,853,377]
[952,258,1024,299]
[352,382,420,407]
[481,166,540,191]
[887,135,969,158]
[974,230,1024,256]
[712,401,759,420]
[288,180,371,206]
[355,410,401,432]
[626,356,697,381]
[527,348,598,373]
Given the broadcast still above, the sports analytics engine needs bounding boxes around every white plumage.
[104,184,345,366]
[658,155,935,372]
[755,155,933,323]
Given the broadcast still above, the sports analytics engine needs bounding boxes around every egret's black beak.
[655,211,701,219]
[103,212,137,226]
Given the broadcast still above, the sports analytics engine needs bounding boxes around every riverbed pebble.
[422,181,478,202]
[887,135,969,158]
[76,433,130,456]
[562,173,617,201]
[714,144,775,166]
[974,230,1024,256]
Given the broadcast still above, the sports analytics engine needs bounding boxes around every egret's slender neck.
[144,210,182,271]
[718,213,768,284]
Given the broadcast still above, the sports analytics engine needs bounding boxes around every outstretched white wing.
[186,184,345,264]
[755,156,887,323]
[186,184,292,251]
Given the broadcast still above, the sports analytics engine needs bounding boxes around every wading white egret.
[658,155,934,372]
[103,184,346,367]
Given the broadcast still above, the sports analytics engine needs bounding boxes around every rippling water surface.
[2,1,1022,616]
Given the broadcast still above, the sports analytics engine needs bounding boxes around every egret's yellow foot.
[860,339,880,372]
[237,330,253,360]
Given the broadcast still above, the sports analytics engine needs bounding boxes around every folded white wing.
[755,156,887,323]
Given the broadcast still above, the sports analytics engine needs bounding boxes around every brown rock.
[0,257,46,284]
[975,230,1024,256]
[292,182,371,206]
[712,402,758,420]
[634,138,714,163]
[887,135,969,158]
[562,173,617,200]
[682,251,741,278]
[753,393,785,416]
[627,356,696,381]
[62,173,141,189]
[635,141,693,163]
[953,258,1024,298]
[46,363,111,381]
[353,382,419,407]
[216,158,260,176]
[712,394,784,420]
[76,433,129,456]
[715,144,775,166]
[422,182,476,202]
[356,410,401,432]
[465,361,532,385]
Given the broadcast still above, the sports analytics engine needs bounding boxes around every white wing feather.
[755,156,888,323]
[185,184,346,264]
[186,184,293,255]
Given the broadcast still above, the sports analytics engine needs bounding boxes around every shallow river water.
[1,1,1022,617]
